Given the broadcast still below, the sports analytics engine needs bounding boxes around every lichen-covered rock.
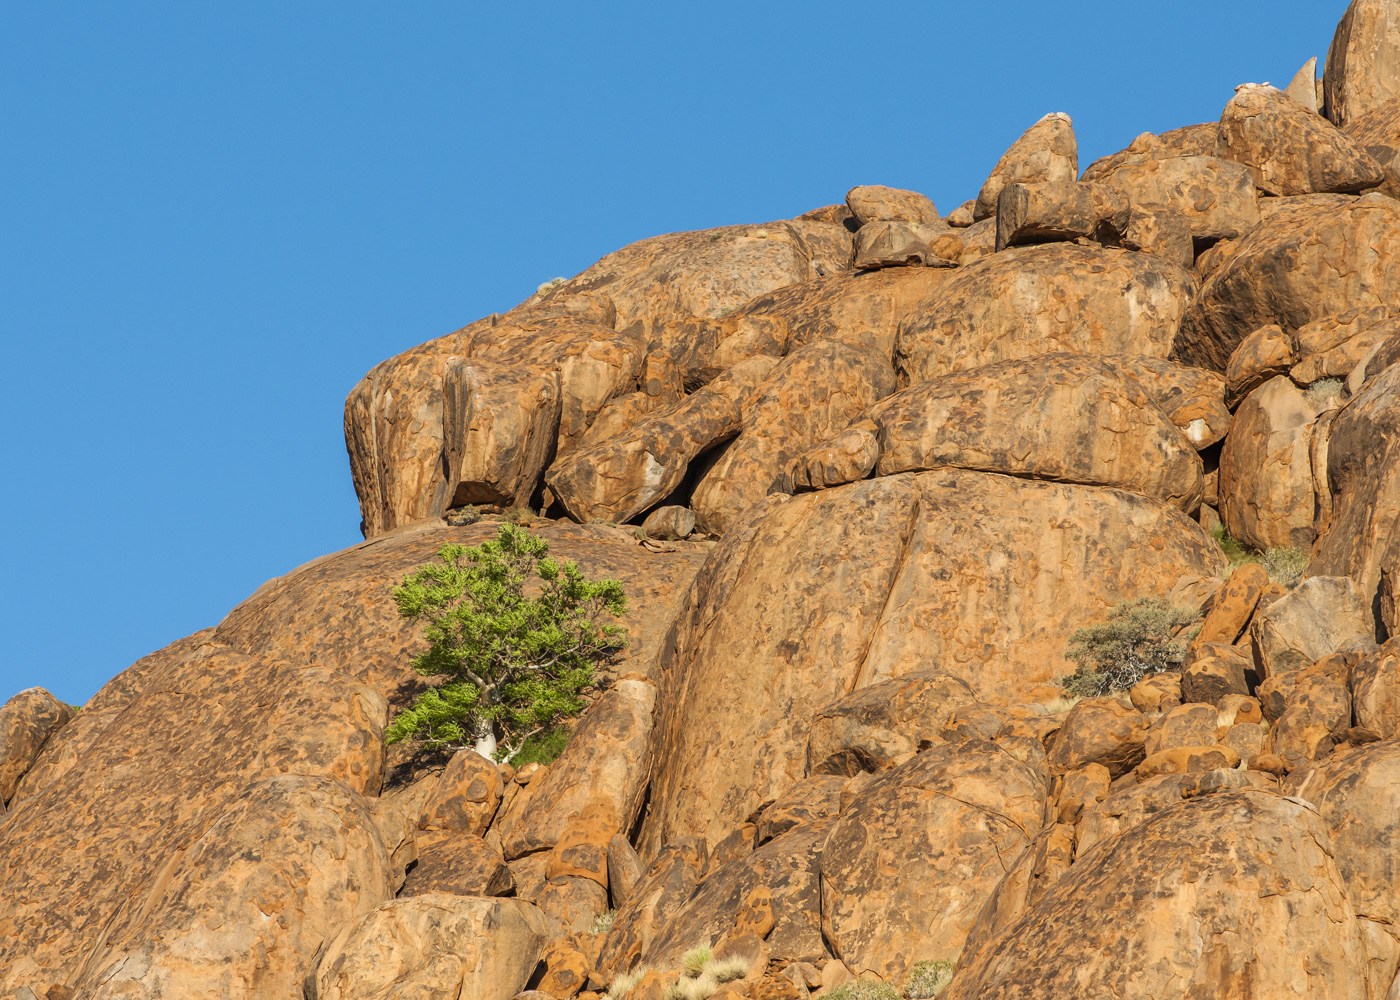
[1045,698,1149,778]
[0,687,72,804]
[1352,639,1400,737]
[417,749,504,838]
[896,245,1194,385]
[845,184,940,226]
[400,835,514,898]
[945,790,1374,1000]
[1250,575,1374,677]
[820,741,1045,982]
[596,838,707,977]
[307,893,555,1000]
[1174,194,1400,370]
[1222,84,1384,195]
[975,113,1079,220]
[639,470,1222,856]
[1091,155,1260,241]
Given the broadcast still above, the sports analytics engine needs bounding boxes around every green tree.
[385,524,628,761]
[1060,596,1200,697]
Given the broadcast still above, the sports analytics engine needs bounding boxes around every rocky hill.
[8,2,1400,997]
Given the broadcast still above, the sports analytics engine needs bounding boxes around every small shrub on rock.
[1261,546,1309,589]
[608,967,648,1000]
[590,908,617,935]
[682,945,714,976]
[1304,377,1345,407]
[704,956,750,983]
[1060,596,1200,697]
[904,959,955,998]
[825,979,902,1000]
[385,524,628,761]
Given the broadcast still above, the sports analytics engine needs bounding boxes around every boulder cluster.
[9,2,1400,997]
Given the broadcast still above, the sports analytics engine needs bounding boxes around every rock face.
[896,245,1194,384]
[1174,194,1400,371]
[820,741,1046,982]
[975,113,1079,220]
[794,354,1204,510]
[690,341,896,534]
[945,790,1375,999]
[307,894,555,1000]
[640,470,1222,856]
[1088,155,1260,242]
[805,671,977,776]
[1325,0,1400,127]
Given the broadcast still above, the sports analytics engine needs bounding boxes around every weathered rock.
[732,267,951,364]
[535,938,591,999]
[0,687,72,804]
[1102,355,1231,450]
[820,741,1046,981]
[1250,575,1374,677]
[1091,155,1260,242]
[1325,0,1400,128]
[1218,376,1321,551]
[87,775,395,999]
[994,180,1109,250]
[778,421,880,494]
[645,821,828,969]
[496,678,656,859]
[1122,202,1194,268]
[1312,364,1400,609]
[1295,316,1400,384]
[1285,56,1321,113]
[640,471,1222,855]
[1174,194,1400,370]
[537,875,610,934]
[1045,698,1149,778]
[975,113,1078,220]
[546,808,614,887]
[1080,124,1228,182]
[418,749,504,837]
[597,838,707,977]
[691,341,896,534]
[1052,763,1111,823]
[851,220,954,270]
[805,670,976,776]
[545,357,777,524]
[1146,703,1221,755]
[1344,94,1400,195]
[1224,324,1297,406]
[607,833,645,906]
[642,506,696,540]
[1352,639,1400,738]
[441,360,562,509]
[1129,672,1182,715]
[1180,648,1251,705]
[1266,670,1352,770]
[307,894,555,1000]
[401,835,515,898]
[1197,563,1269,644]
[1222,84,1384,195]
[945,790,1372,999]
[1223,721,1267,764]
[816,354,1204,510]
[755,776,844,845]
[897,244,1195,384]
[845,185,940,226]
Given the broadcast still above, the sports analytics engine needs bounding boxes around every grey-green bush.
[1060,596,1200,697]
[904,960,955,999]
[824,980,901,1000]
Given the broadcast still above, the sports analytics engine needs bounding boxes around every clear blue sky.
[1,2,1346,705]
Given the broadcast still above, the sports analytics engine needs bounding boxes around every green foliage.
[904,960,955,999]
[510,726,572,767]
[536,276,567,298]
[1060,597,1200,697]
[1210,524,1256,570]
[385,524,628,760]
[1261,546,1310,589]
[590,908,617,935]
[825,980,902,1000]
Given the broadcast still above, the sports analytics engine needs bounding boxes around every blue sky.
[1,2,1347,705]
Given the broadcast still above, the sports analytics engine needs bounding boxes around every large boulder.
[845,184,940,226]
[1312,363,1400,609]
[306,894,555,1000]
[638,470,1223,856]
[1325,0,1400,128]
[975,113,1079,220]
[1250,575,1374,677]
[1217,376,1325,551]
[0,687,72,805]
[690,341,896,534]
[1221,84,1384,195]
[1174,194,1400,371]
[820,741,1047,982]
[945,790,1376,999]
[895,244,1195,384]
[1088,155,1260,241]
[790,354,1204,510]
[545,357,778,524]
[1080,124,1227,182]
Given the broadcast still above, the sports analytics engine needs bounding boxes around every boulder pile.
[8,3,1400,998]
